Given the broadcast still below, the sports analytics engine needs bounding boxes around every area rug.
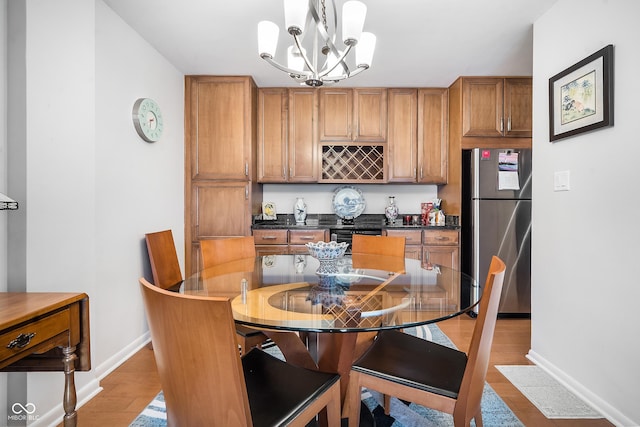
[496,365,602,419]
[130,324,523,426]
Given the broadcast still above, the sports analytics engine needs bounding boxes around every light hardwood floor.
[67,316,613,427]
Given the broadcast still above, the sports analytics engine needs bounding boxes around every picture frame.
[262,201,277,220]
[549,44,614,142]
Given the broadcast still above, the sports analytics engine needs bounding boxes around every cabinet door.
[191,182,251,239]
[354,88,387,142]
[423,246,459,270]
[319,88,352,141]
[387,89,418,182]
[385,229,422,260]
[186,76,255,180]
[257,88,288,182]
[417,88,448,183]
[504,78,532,137]
[462,78,504,137]
[289,89,319,182]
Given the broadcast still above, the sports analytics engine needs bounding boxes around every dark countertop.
[252,214,460,231]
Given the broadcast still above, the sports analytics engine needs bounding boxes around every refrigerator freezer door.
[472,198,531,314]
[472,148,532,200]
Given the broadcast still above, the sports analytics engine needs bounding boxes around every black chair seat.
[236,324,266,337]
[352,329,468,399]
[242,349,340,427]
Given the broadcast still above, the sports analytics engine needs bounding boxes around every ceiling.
[103,0,558,88]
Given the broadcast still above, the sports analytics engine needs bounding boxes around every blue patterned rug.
[130,324,523,426]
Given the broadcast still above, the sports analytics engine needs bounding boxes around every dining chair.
[347,256,506,427]
[350,234,407,358]
[351,234,406,258]
[139,278,341,427]
[144,230,183,291]
[200,236,268,355]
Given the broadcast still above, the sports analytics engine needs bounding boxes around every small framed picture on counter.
[262,202,277,220]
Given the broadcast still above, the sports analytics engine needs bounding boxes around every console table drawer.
[0,308,70,366]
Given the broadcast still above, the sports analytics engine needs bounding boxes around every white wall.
[2,0,184,425]
[263,183,438,217]
[531,1,639,425]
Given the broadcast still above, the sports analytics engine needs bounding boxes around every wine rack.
[320,144,385,182]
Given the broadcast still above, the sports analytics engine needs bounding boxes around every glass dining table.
[181,253,479,420]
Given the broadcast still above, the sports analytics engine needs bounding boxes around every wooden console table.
[0,293,90,427]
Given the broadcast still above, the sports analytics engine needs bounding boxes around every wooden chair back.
[145,230,183,290]
[139,278,253,425]
[454,255,506,425]
[351,234,406,258]
[200,236,256,269]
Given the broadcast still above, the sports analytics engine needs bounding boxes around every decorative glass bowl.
[306,241,349,275]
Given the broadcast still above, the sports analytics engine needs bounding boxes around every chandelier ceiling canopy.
[258,0,376,87]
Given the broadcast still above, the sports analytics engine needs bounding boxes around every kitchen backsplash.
[262,184,438,215]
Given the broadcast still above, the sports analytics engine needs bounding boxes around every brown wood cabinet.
[387,89,418,182]
[253,228,328,255]
[387,88,448,184]
[422,229,459,270]
[257,88,318,183]
[384,229,422,260]
[461,77,532,139]
[185,76,262,275]
[319,88,387,142]
[417,88,449,183]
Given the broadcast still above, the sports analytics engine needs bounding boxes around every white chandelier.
[258,0,376,87]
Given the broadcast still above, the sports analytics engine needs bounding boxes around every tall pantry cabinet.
[185,76,262,275]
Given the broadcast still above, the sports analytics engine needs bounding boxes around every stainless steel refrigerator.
[461,148,532,316]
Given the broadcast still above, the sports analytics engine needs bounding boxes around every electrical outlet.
[554,170,570,191]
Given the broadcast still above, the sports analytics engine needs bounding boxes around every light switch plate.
[554,170,570,191]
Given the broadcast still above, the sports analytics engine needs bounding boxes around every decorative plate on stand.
[332,186,365,220]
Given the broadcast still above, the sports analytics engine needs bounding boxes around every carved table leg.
[62,346,78,427]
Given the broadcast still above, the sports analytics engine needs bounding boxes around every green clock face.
[133,98,164,142]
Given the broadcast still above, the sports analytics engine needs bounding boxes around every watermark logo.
[8,402,39,422]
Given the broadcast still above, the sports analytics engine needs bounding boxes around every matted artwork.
[262,202,277,220]
[549,44,614,142]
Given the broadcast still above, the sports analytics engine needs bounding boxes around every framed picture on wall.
[549,44,614,142]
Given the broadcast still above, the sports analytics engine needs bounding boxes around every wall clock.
[132,98,164,142]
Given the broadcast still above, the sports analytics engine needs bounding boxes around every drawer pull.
[299,236,315,240]
[7,332,36,349]
[261,236,278,240]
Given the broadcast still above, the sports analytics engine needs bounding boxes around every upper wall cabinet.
[257,88,318,183]
[387,88,448,184]
[186,76,257,181]
[319,88,387,142]
[461,77,532,138]
[417,88,449,183]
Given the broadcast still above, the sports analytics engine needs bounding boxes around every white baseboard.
[527,349,636,427]
[32,332,152,427]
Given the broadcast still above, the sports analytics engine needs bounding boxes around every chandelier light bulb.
[342,1,367,45]
[258,21,279,57]
[284,0,307,35]
[356,32,376,67]
[287,45,306,71]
